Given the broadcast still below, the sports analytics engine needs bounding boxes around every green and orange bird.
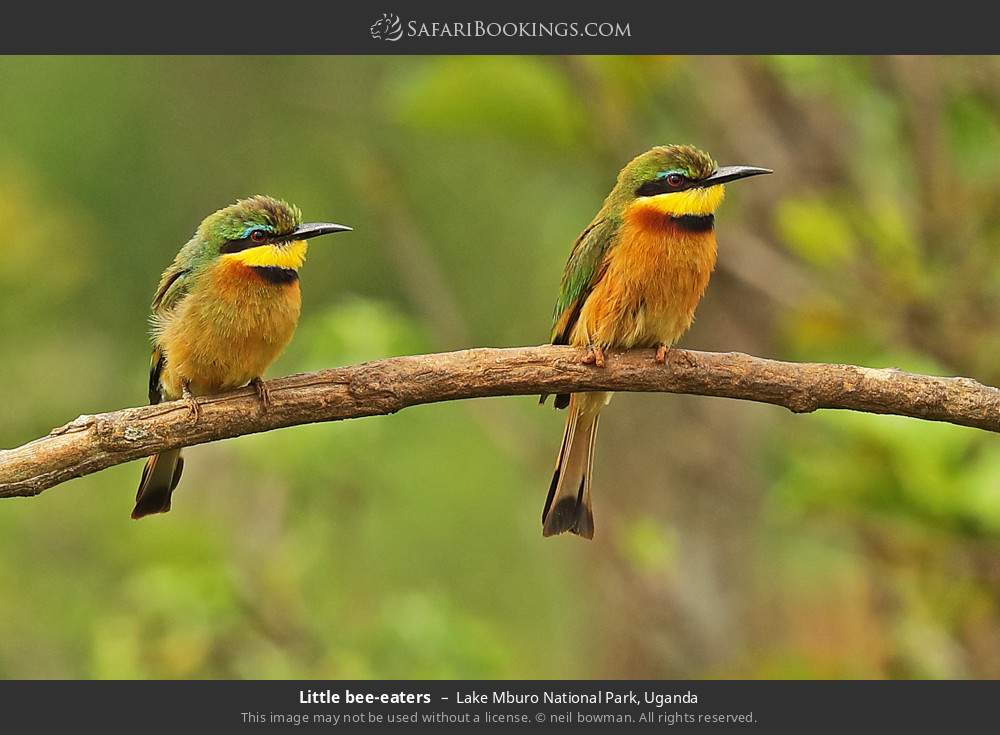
[132,196,351,519]
[542,145,771,538]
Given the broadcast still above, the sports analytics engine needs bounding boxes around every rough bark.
[3,345,1000,499]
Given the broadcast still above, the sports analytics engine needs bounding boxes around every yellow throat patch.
[222,240,308,270]
[640,184,726,217]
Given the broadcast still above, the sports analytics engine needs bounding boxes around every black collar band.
[671,214,715,232]
[249,266,299,284]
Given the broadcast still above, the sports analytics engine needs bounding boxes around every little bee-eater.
[542,145,771,539]
[133,195,351,519]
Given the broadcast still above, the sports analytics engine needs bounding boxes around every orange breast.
[156,260,302,399]
[571,202,717,349]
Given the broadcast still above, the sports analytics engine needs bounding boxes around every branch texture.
[3,345,1000,499]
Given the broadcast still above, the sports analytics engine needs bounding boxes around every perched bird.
[133,195,351,519]
[541,145,771,539]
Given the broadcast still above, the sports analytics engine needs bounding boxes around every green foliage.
[385,57,586,148]
[775,196,858,267]
[1,55,999,680]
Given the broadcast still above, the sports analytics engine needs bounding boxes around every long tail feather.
[132,449,184,519]
[542,393,600,539]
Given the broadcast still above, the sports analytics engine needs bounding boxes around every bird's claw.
[655,344,669,365]
[251,377,270,412]
[582,345,606,368]
[181,384,201,423]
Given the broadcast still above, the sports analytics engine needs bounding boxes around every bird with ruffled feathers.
[542,145,771,538]
[133,195,351,519]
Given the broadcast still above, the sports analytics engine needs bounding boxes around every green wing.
[550,215,617,345]
[151,261,192,314]
[147,260,192,404]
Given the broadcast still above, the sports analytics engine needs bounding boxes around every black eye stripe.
[219,230,295,254]
[219,235,261,254]
[636,177,696,197]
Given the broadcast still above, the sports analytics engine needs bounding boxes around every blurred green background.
[1,56,999,679]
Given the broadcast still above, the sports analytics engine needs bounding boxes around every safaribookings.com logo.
[370,13,630,42]
[370,13,404,41]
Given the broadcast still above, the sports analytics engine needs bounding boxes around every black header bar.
[0,2,997,54]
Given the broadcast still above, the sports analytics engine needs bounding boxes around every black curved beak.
[292,222,353,239]
[697,165,773,187]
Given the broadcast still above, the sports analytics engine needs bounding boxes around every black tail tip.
[542,497,595,540]
[130,498,171,520]
[131,455,183,520]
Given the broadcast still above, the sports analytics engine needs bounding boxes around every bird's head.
[196,195,351,271]
[618,145,771,218]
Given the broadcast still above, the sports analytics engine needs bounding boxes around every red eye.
[250,230,267,243]
[667,173,684,187]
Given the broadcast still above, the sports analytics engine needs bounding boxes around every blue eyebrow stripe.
[656,169,685,179]
[239,224,274,239]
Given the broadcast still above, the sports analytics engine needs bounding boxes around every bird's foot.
[582,345,607,368]
[181,383,201,423]
[655,343,670,365]
[250,376,270,412]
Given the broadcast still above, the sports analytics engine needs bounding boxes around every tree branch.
[3,345,1000,499]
